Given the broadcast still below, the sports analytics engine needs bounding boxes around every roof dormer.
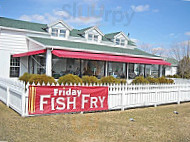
[48,20,72,39]
[81,26,104,43]
[104,32,129,47]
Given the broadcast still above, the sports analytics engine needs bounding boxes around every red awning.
[52,50,171,66]
[13,49,46,57]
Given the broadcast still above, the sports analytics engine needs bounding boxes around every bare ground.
[1,101,190,142]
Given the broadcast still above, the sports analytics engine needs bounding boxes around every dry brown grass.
[1,101,190,142]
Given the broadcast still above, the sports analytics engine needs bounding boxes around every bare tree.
[170,40,190,61]
[140,43,166,56]
[170,40,190,78]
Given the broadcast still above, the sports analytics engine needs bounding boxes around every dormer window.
[121,39,125,46]
[51,28,67,38]
[52,28,58,37]
[115,38,125,46]
[88,34,99,42]
[48,20,72,39]
[94,35,98,42]
[116,38,120,45]
[88,34,93,40]
[60,30,66,38]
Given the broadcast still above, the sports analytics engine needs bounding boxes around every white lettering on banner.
[54,88,82,97]
[40,95,51,111]
[82,94,90,109]
[67,97,76,109]
[56,97,66,110]
[99,96,106,108]
[90,97,98,108]
[51,97,55,110]
[39,88,106,111]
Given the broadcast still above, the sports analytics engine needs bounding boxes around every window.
[88,34,99,42]
[121,39,125,46]
[10,56,20,77]
[51,28,58,37]
[60,30,66,37]
[108,62,126,78]
[88,34,93,40]
[94,35,98,42]
[82,60,105,78]
[52,56,81,79]
[115,38,126,46]
[151,65,159,78]
[116,39,120,45]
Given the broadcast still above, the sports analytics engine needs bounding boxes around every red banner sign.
[28,86,108,115]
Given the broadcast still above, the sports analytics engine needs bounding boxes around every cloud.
[19,10,102,26]
[131,5,150,12]
[19,14,47,23]
[66,16,102,26]
[169,33,175,37]
[185,32,190,36]
[53,10,70,18]
[152,9,159,13]
[183,0,190,1]
[82,0,100,4]
[131,38,139,43]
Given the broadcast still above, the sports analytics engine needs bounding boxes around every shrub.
[100,76,120,84]
[166,74,180,78]
[19,72,32,84]
[58,74,82,85]
[120,79,127,84]
[132,76,149,84]
[158,76,174,84]
[29,74,56,85]
[168,79,174,84]
[146,77,159,84]
[82,76,99,84]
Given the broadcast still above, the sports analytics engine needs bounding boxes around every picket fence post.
[121,84,124,111]
[177,85,181,104]
[6,86,10,107]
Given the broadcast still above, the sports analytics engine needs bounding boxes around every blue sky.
[0,0,190,53]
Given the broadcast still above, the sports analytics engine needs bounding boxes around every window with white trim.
[115,38,126,46]
[121,39,125,46]
[116,38,120,45]
[94,35,98,42]
[51,28,58,37]
[51,28,67,38]
[88,34,99,42]
[88,34,93,40]
[10,56,20,77]
[60,29,66,37]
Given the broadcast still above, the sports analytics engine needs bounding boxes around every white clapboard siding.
[28,40,45,51]
[0,30,28,53]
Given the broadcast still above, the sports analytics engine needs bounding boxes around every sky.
[0,0,190,54]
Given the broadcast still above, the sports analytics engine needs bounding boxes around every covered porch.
[13,48,171,81]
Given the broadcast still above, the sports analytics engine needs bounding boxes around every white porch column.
[159,65,163,77]
[46,49,52,76]
[126,63,129,81]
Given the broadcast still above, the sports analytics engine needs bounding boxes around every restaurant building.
[0,17,170,80]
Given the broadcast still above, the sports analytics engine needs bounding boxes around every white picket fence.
[0,77,190,117]
[0,77,26,116]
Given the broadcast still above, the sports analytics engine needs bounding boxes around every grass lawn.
[1,102,190,142]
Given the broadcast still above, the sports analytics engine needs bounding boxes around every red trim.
[13,49,46,57]
[52,50,171,66]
